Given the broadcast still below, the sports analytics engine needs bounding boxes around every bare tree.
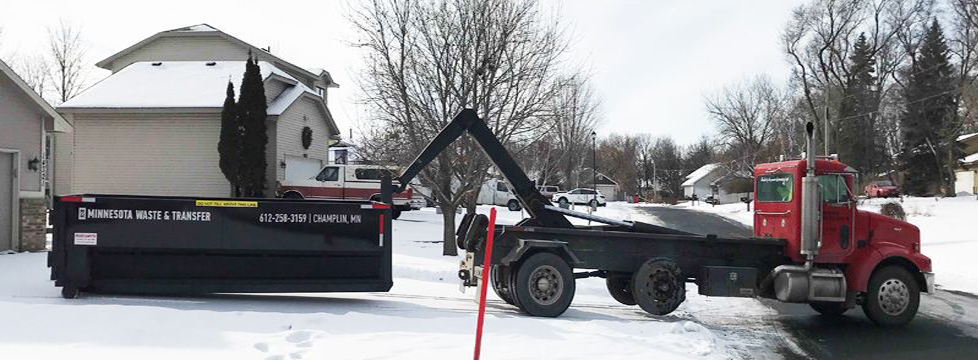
[705,76,787,174]
[48,20,88,104]
[783,0,932,154]
[950,0,978,133]
[12,53,51,96]
[349,0,571,256]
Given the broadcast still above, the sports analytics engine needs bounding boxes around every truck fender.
[846,248,930,293]
[844,249,883,293]
[500,239,581,267]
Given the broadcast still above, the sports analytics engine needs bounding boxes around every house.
[578,169,621,201]
[0,59,73,251]
[681,163,751,204]
[955,132,978,195]
[55,24,341,197]
[682,164,721,199]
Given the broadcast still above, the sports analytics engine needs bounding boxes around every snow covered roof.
[59,61,314,115]
[0,58,72,132]
[166,24,218,33]
[958,132,977,142]
[965,152,978,164]
[681,163,721,187]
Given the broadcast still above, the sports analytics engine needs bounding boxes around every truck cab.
[754,158,934,325]
[278,164,413,218]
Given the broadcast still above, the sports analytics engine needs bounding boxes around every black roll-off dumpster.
[48,193,393,299]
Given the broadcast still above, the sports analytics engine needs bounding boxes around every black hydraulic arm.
[396,109,573,228]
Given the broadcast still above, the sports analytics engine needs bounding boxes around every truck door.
[314,166,343,200]
[818,174,855,259]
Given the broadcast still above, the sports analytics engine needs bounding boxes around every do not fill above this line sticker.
[195,200,258,208]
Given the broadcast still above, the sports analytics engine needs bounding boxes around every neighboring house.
[682,164,721,199]
[578,169,621,201]
[55,24,341,197]
[955,132,978,195]
[681,163,750,204]
[0,59,73,251]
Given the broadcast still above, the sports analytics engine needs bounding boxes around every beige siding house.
[0,59,72,251]
[56,24,341,197]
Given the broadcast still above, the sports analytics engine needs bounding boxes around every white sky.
[0,0,804,145]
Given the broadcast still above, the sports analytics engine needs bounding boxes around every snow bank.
[0,202,789,359]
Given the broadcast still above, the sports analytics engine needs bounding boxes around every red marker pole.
[473,207,497,360]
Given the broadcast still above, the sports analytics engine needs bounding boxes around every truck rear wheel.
[810,302,849,316]
[632,258,685,316]
[507,199,521,211]
[61,285,79,299]
[491,265,515,306]
[512,252,575,317]
[392,209,402,220]
[606,272,636,305]
[862,266,920,327]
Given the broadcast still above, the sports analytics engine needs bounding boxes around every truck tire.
[588,199,598,208]
[862,266,920,327]
[491,265,515,306]
[507,199,521,211]
[606,272,637,305]
[558,197,569,206]
[282,192,303,199]
[632,258,685,316]
[61,285,79,299]
[810,302,849,316]
[392,209,402,220]
[511,252,575,317]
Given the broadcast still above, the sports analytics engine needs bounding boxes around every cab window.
[496,182,509,192]
[316,167,339,182]
[819,175,849,204]
[354,168,392,180]
[757,174,793,202]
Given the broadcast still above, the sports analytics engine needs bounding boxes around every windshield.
[757,174,793,202]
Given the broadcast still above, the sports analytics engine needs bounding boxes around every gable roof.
[0,59,72,132]
[96,24,338,88]
[681,163,721,187]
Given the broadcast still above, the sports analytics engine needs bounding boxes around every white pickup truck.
[277,164,413,218]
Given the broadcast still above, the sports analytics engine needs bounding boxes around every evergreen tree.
[218,81,242,196]
[838,33,882,181]
[899,21,958,195]
[237,54,269,197]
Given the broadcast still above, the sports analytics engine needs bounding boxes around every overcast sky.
[0,0,804,145]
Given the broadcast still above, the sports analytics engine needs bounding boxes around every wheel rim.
[878,278,910,316]
[527,265,563,305]
[559,198,567,205]
[642,268,677,305]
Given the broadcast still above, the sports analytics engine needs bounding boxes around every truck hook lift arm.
[395,109,573,228]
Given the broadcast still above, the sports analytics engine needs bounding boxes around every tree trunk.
[441,204,458,256]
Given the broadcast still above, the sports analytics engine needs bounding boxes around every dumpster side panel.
[50,195,393,295]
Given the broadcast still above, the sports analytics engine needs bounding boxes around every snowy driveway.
[0,204,797,360]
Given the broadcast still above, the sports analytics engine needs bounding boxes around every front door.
[818,174,855,259]
[0,153,14,251]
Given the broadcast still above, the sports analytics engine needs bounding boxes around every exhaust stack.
[800,122,820,260]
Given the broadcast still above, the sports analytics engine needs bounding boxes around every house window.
[316,87,325,96]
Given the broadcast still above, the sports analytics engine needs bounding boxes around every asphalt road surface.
[636,205,978,360]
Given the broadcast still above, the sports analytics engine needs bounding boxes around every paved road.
[636,205,978,360]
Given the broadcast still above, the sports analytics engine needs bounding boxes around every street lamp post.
[591,131,597,210]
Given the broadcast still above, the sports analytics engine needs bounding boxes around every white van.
[477,179,522,211]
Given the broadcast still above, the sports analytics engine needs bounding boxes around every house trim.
[0,148,20,251]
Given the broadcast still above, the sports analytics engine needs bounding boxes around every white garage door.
[285,156,322,181]
[956,171,976,194]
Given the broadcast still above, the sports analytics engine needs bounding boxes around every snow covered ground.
[0,203,794,360]
[665,196,978,294]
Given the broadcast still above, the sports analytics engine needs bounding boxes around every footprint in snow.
[254,342,270,353]
[286,331,312,343]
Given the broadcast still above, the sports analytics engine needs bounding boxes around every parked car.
[277,164,413,218]
[536,185,561,199]
[552,188,607,207]
[865,180,900,198]
[478,179,522,211]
